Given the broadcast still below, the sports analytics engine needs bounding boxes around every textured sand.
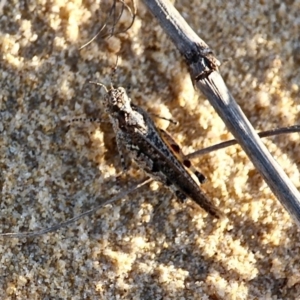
[1,0,300,299]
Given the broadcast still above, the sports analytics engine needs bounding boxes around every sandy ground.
[1,0,300,299]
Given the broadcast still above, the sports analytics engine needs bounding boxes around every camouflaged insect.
[97,82,222,218]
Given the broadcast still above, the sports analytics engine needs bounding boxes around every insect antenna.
[89,81,108,92]
[89,55,119,91]
[109,55,120,89]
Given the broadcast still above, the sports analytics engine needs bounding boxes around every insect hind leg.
[115,131,131,172]
[159,129,206,184]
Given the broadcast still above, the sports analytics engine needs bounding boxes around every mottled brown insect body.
[102,85,221,218]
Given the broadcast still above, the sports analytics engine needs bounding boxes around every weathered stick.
[187,125,300,159]
[0,178,152,238]
[142,0,300,225]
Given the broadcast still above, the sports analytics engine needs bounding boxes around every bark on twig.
[142,0,300,225]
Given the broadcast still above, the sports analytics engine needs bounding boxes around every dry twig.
[142,0,300,225]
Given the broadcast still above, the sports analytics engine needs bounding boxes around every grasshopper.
[94,80,222,218]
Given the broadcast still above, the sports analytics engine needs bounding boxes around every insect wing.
[133,108,222,218]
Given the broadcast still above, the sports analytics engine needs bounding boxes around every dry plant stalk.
[142,0,300,226]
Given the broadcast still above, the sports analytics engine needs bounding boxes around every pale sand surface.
[1,0,300,299]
